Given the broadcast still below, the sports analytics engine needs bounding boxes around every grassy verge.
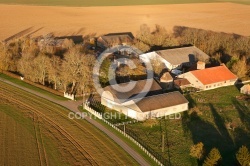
[0,73,67,101]
[78,106,158,166]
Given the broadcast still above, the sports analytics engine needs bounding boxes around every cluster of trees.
[134,24,250,79]
[133,24,178,52]
[99,55,147,85]
[0,24,249,95]
[190,142,250,165]
[0,37,95,95]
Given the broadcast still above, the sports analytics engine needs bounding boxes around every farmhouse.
[241,84,250,95]
[101,78,189,120]
[178,64,238,90]
[139,46,209,71]
[97,32,134,48]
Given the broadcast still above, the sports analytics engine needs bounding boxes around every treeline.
[0,25,249,95]
[0,37,95,95]
[134,24,250,79]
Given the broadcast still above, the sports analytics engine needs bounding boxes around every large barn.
[101,78,189,120]
[139,46,209,70]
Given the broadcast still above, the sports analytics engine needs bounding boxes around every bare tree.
[78,54,96,94]
[150,57,166,76]
[232,56,247,79]
[62,45,83,92]
[33,52,50,85]
[132,40,150,53]
[47,55,62,90]
[0,42,8,71]
[136,24,152,45]
[17,39,40,81]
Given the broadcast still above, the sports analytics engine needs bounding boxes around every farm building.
[101,78,189,120]
[97,32,134,48]
[241,84,250,95]
[37,34,83,50]
[139,46,209,71]
[174,78,192,90]
[178,64,238,90]
[159,72,174,90]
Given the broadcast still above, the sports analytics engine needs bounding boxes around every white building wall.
[178,72,204,89]
[139,52,174,70]
[178,73,238,91]
[101,94,189,121]
[150,103,188,117]
[131,102,189,120]
[203,79,237,90]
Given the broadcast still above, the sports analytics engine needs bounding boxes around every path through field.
[0,2,250,42]
[0,78,149,166]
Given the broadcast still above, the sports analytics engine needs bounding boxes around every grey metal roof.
[127,91,189,112]
[156,46,209,65]
[103,78,162,103]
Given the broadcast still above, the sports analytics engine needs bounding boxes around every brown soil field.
[0,2,250,41]
[0,81,138,165]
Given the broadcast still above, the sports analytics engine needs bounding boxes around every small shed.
[241,84,250,95]
[160,72,173,90]
[174,78,191,89]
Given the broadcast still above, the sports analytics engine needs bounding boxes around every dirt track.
[0,3,250,41]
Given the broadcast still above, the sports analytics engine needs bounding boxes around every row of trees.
[134,24,250,79]
[0,24,249,95]
[0,37,95,95]
[190,142,250,166]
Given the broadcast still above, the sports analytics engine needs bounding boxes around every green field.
[125,86,250,165]
[0,0,249,6]
[0,73,67,101]
[0,81,138,165]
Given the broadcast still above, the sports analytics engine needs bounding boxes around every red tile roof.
[190,65,238,85]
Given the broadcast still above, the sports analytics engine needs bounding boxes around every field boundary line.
[0,79,149,166]
[33,113,43,166]
[0,90,98,166]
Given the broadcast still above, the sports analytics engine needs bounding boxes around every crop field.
[0,81,138,165]
[125,86,250,165]
[0,0,250,6]
[0,2,250,42]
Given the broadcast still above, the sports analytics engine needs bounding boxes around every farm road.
[0,78,150,166]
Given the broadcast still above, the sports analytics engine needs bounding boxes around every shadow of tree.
[182,96,239,165]
[232,98,250,131]
[183,111,227,165]
[4,27,34,42]
[185,93,196,108]
[231,98,250,149]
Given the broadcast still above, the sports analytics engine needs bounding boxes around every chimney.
[197,61,205,70]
